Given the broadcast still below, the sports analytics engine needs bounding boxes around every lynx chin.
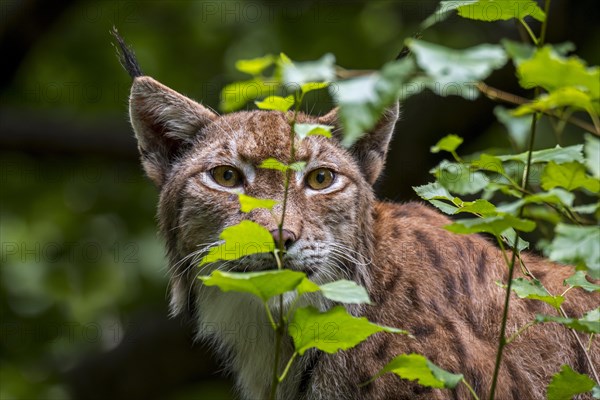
[113,32,599,400]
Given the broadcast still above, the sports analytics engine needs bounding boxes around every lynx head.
[115,31,399,316]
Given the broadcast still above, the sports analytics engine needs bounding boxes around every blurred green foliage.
[1,1,598,399]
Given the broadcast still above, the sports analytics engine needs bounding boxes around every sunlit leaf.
[294,123,333,140]
[509,278,564,310]
[431,134,463,154]
[301,82,329,93]
[548,224,600,279]
[318,280,371,305]
[446,215,535,236]
[421,0,544,29]
[564,271,600,293]
[541,161,600,193]
[282,54,336,86]
[547,365,596,400]
[513,87,598,117]
[260,158,288,172]
[455,199,498,217]
[238,194,277,213]
[537,309,600,334]
[472,153,506,174]
[235,54,275,76]
[199,221,275,265]
[517,46,600,98]
[199,269,306,302]
[372,353,463,389]
[290,306,405,355]
[255,95,295,112]
[497,145,584,164]
[220,78,276,112]
[407,39,507,100]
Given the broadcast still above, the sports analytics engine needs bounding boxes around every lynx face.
[128,76,398,316]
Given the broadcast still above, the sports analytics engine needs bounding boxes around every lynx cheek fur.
[114,35,599,399]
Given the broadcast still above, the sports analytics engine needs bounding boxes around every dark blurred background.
[1,1,598,399]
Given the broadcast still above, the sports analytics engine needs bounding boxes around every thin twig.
[476,82,600,136]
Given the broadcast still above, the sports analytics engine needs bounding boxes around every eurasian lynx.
[114,34,599,399]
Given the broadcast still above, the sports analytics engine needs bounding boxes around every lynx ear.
[129,76,217,186]
[319,102,399,185]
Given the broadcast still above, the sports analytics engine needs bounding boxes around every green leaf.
[431,134,464,154]
[572,203,600,215]
[199,269,306,302]
[421,0,544,29]
[493,106,532,151]
[301,82,329,93]
[564,271,600,293]
[407,39,507,100]
[332,58,415,147]
[220,79,275,112]
[456,0,545,22]
[510,278,564,310]
[472,153,506,174]
[259,158,288,172]
[199,221,275,265]
[373,353,463,389]
[294,123,333,140]
[497,145,584,164]
[238,194,277,213]
[289,161,307,171]
[513,87,599,117]
[432,161,489,195]
[517,46,600,98]
[235,54,275,76]
[549,224,600,279]
[501,39,534,66]
[259,158,305,173]
[446,215,536,236]
[282,53,335,86]
[318,280,372,305]
[547,365,596,400]
[585,134,600,178]
[255,95,295,112]
[541,161,600,193]
[455,199,498,217]
[413,182,453,201]
[296,278,320,295]
[290,306,405,355]
[497,188,575,214]
[538,308,600,335]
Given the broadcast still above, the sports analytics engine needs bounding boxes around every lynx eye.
[210,166,243,188]
[306,168,335,190]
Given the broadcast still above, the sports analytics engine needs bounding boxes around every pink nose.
[270,229,296,250]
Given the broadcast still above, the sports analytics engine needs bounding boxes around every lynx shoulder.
[114,32,599,400]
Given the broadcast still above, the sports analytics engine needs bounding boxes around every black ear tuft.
[110,26,143,78]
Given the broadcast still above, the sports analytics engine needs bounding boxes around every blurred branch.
[0,0,76,92]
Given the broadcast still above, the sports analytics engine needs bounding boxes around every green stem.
[269,90,305,400]
[278,352,298,382]
[505,320,537,345]
[462,378,481,400]
[518,19,539,45]
[490,65,544,397]
[265,302,277,330]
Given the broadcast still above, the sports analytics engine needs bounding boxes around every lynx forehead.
[115,31,599,400]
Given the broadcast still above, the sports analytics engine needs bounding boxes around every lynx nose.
[270,229,296,251]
